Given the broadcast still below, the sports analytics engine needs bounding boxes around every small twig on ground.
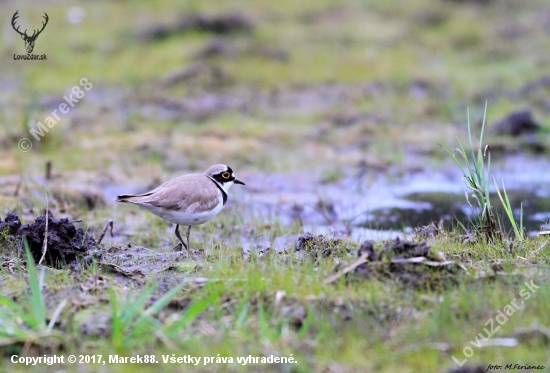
[324,253,368,285]
[38,194,49,266]
[47,300,67,330]
[529,240,548,258]
[291,202,304,233]
[324,254,461,285]
[97,219,114,245]
[45,160,52,181]
[171,242,183,251]
[13,175,23,197]
[390,257,456,266]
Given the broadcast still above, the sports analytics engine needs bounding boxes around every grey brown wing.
[116,175,188,203]
[118,174,221,213]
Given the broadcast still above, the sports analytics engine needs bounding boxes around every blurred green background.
[1,0,549,179]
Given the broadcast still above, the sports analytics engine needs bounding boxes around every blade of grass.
[119,285,156,327]
[23,237,46,329]
[164,283,226,333]
[493,177,524,241]
[134,282,187,329]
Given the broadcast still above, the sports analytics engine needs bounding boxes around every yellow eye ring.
[221,172,231,179]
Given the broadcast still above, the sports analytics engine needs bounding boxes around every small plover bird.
[116,164,245,255]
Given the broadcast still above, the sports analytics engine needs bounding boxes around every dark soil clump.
[382,237,430,258]
[139,12,253,42]
[357,240,377,261]
[352,237,461,289]
[494,110,541,136]
[0,213,22,237]
[2,213,97,268]
[183,13,253,35]
[295,232,344,257]
[415,221,443,239]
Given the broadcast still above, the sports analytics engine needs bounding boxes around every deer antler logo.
[11,10,49,54]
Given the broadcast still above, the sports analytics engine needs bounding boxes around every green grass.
[494,178,525,241]
[0,239,64,352]
[444,104,494,230]
[1,210,549,372]
[443,104,528,243]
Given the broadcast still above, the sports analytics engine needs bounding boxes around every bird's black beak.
[234,179,245,185]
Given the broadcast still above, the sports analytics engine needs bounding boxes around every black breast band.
[207,177,228,205]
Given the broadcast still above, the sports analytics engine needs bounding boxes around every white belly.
[138,200,225,226]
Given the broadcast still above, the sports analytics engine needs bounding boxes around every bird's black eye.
[221,172,231,179]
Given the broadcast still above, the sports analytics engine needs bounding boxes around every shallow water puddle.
[238,155,550,240]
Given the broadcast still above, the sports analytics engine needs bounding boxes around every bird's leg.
[174,224,188,253]
[186,225,192,255]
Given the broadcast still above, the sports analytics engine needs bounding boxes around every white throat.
[207,176,234,194]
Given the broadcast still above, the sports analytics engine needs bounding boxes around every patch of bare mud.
[242,232,354,259]
[326,237,462,289]
[138,12,254,42]
[135,80,449,123]
[90,243,185,278]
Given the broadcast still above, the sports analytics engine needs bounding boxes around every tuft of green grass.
[1,229,549,372]
[494,178,524,241]
[443,103,525,243]
[443,103,496,236]
[162,281,227,340]
[0,239,65,350]
[109,281,186,349]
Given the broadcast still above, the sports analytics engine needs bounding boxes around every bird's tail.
[116,194,139,203]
